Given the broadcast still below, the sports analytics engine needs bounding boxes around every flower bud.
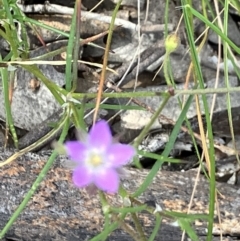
[165,33,180,54]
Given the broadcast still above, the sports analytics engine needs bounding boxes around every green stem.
[2,0,19,58]
[8,71,18,148]
[72,0,82,91]
[131,212,147,241]
[163,53,172,86]
[89,214,127,241]
[164,0,170,37]
[68,85,240,99]
[0,66,18,148]
[65,2,77,91]
[148,214,162,241]
[133,93,171,148]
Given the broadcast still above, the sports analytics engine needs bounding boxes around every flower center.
[89,153,103,167]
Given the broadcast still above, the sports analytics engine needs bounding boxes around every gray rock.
[0,43,65,131]
[208,14,240,47]
[121,76,240,131]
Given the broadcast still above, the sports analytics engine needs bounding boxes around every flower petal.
[88,120,112,150]
[65,141,87,162]
[93,168,119,193]
[107,144,135,167]
[72,166,92,187]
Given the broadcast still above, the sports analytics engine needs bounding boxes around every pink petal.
[88,121,112,150]
[65,141,87,162]
[72,166,92,188]
[107,144,135,167]
[93,168,119,193]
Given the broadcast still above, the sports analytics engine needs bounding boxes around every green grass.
[0,0,239,240]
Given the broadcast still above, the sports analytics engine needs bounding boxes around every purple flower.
[64,120,135,193]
